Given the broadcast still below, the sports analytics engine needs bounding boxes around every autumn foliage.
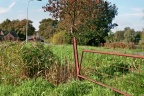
[43,0,112,33]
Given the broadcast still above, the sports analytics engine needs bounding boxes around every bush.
[51,30,72,44]
[0,42,74,85]
[21,43,59,78]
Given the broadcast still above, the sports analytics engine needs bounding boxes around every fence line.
[73,37,144,96]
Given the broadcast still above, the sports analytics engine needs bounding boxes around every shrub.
[51,30,72,44]
[21,43,59,78]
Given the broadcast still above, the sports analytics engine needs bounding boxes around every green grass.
[0,77,117,96]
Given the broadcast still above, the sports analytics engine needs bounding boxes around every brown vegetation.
[104,42,136,49]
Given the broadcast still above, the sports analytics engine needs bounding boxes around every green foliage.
[52,30,72,44]
[97,62,130,79]
[114,31,125,42]
[0,84,15,96]
[139,31,144,50]
[0,19,11,32]
[0,19,35,40]
[74,0,118,46]
[134,31,141,44]
[55,80,93,96]
[75,29,100,46]
[49,44,74,65]
[39,18,58,39]
[21,43,59,77]
[113,27,142,44]
[0,78,116,96]
[124,27,136,43]
[104,31,115,43]
[13,78,55,96]
[55,80,115,96]
[0,78,55,96]
[43,0,118,46]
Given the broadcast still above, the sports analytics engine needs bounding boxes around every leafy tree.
[15,19,35,40]
[0,19,12,33]
[74,0,118,45]
[43,0,89,33]
[135,31,141,44]
[52,30,72,44]
[0,19,35,40]
[42,0,118,46]
[104,31,115,43]
[124,27,135,43]
[39,18,58,39]
[114,30,125,42]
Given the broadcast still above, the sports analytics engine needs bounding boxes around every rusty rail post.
[73,37,80,78]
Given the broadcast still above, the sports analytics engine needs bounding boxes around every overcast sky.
[0,0,144,32]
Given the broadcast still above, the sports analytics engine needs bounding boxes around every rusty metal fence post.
[73,37,80,78]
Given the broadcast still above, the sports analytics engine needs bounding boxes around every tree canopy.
[124,27,135,43]
[104,27,142,44]
[42,0,118,46]
[0,19,35,40]
[39,18,58,39]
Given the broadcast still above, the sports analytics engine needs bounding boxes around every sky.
[0,0,144,32]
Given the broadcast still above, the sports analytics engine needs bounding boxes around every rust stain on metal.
[73,37,80,78]
[82,50,144,59]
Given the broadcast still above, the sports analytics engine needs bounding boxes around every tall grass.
[0,42,75,85]
[0,42,25,84]
[0,77,117,96]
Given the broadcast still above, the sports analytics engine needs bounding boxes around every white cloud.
[0,1,16,13]
[132,8,143,12]
[119,13,143,17]
[119,7,144,17]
